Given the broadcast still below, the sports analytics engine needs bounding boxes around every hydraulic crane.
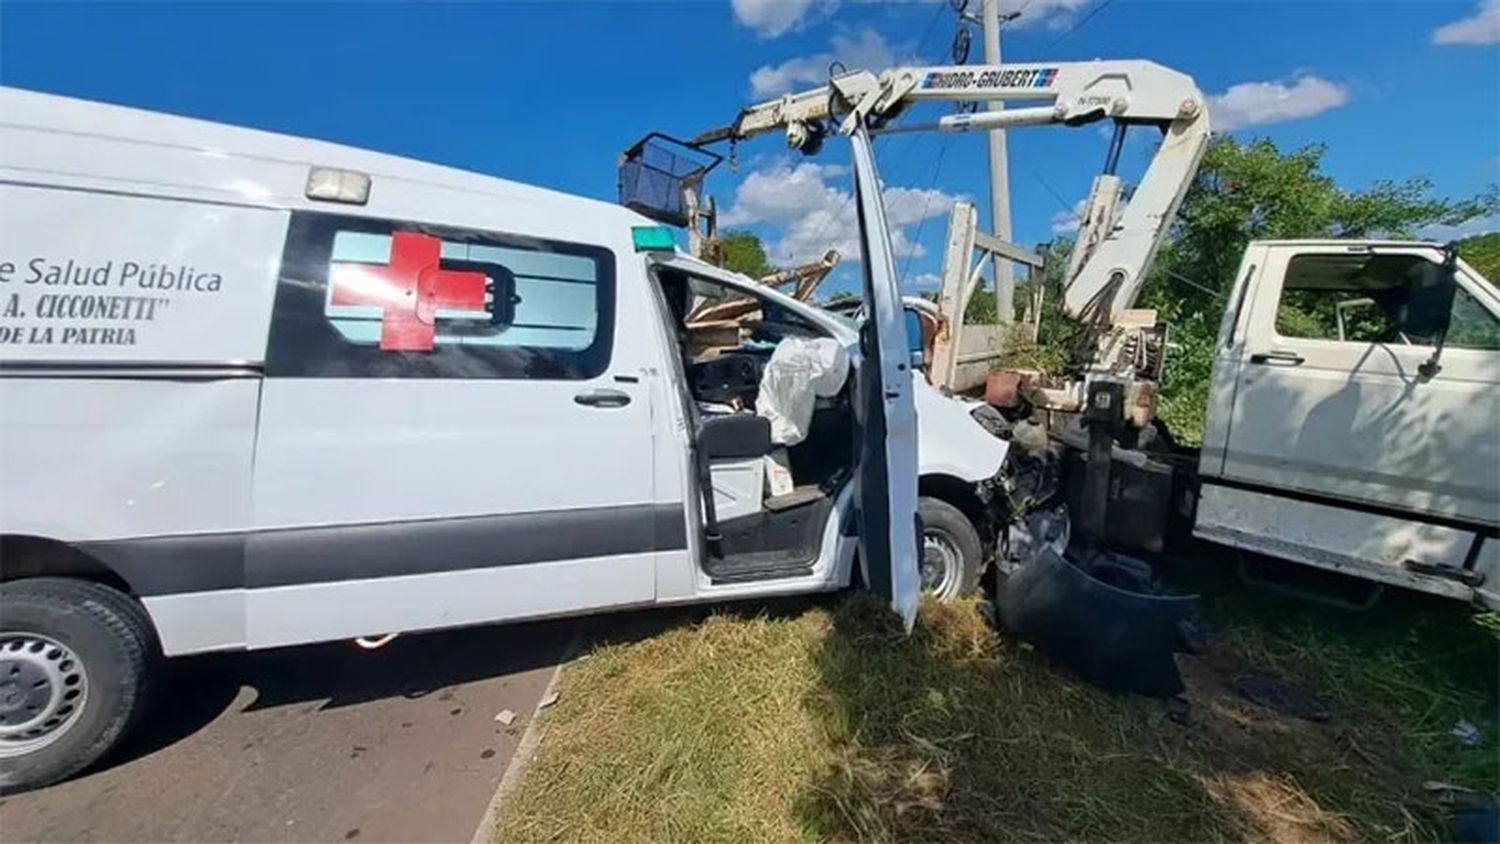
[624,59,1212,424]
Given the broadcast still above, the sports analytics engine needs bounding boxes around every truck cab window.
[1274,252,1499,349]
[1445,286,1500,350]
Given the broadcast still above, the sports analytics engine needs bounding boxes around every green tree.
[717,230,776,278]
[1460,232,1500,281]
[996,238,1090,373]
[964,284,995,324]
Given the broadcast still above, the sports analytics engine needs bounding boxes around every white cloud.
[732,0,836,38]
[732,0,1090,38]
[907,272,941,292]
[719,160,846,228]
[720,159,964,265]
[1050,199,1086,236]
[1433,0,1500,45]
[850,0,1091,30]
[750,29,899,98]
[993,0,1092,30]
[884,184,964,227]
[1207,75,1350,132]
[1416,211,1500,242]
[744,0,1100,99]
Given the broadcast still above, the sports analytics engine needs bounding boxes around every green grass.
[499,580,1498,843]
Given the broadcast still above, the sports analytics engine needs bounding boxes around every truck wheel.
[0,578,154,793]
[919,497,984,601]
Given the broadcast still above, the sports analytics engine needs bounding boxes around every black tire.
[918,497,984,601]
[0,578,154,793]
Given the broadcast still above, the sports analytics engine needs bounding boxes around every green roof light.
[632,226,677,252]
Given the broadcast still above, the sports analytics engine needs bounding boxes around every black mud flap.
[998,548,1196,698]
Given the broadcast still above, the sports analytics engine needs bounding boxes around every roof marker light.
[306,167,371,205]
[632,226,677,252]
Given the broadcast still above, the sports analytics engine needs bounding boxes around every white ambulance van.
[0,88,1006,790]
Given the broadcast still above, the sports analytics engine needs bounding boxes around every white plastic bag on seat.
[756,336,849,446]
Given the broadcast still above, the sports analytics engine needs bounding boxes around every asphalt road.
[0,617,578,843]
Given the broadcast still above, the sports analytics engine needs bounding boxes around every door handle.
[1249,350,1305,366]
[574,388,632,408]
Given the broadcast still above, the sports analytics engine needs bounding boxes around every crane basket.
[618,133,721,228]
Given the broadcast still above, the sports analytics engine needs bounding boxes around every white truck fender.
[914,379,1009,483]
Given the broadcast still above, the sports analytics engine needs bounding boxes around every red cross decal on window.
[329,231,488,351]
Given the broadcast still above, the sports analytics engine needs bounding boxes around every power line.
[900,134,957,282]
[1160,266,1226,300]
[799,2,949,269]
[890,0,987,285]
[886,0,968,167]
[1045,0,1115,49]
[1030,168,1083,230]
[913,0,950,63]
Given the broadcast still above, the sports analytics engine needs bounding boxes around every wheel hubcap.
[921,531,961,596]
[0,633,88,757]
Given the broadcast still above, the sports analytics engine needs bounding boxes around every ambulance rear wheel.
[0,578,153,793]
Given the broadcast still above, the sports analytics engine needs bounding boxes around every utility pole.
[982,0,1018,324]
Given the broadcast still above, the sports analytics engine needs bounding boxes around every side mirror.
[699,414,772,460]
[1416,242,1461,380]
[903,307,927,372]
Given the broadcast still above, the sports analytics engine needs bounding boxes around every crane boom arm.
[694,60,1211,320]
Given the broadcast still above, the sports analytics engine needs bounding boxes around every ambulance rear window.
[265,212,615,380]
[325,231,600,351]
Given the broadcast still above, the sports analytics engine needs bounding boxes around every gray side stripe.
[78,503,687,597]
[77,533,244,595]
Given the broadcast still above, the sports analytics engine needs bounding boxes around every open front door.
[848,126,921,629]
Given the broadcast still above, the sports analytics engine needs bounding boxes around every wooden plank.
[930,203,978,392]
[973,230,1045,269]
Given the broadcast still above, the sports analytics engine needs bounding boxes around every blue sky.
[2,1,1496,297]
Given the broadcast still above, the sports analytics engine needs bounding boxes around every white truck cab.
[1196,240,1500,606]
[0,88,1004,791]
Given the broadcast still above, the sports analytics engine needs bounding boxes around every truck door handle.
[574,388,632,408]
[1249,350,1305,366]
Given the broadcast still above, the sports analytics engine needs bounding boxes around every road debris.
[537,690,560,710]
[1452,719,1483,747]
[494,709,517,726]
[1426,781,1478,795]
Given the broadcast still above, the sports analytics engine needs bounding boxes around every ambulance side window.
[266,212,615,379]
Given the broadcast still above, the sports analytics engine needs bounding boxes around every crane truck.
[622,58,1500,609]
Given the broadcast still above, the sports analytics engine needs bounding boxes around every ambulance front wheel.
[0,577,155,793]
[919,496,984,601]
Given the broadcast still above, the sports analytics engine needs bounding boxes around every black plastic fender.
[998,548,1197,697]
